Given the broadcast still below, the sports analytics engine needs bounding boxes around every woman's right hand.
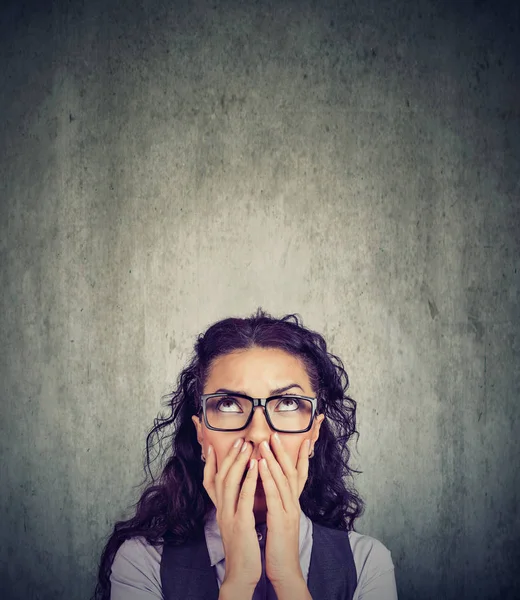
[203,438,262,591]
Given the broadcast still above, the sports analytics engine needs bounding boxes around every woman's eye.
[217,398,241,412]
[277,397,299,410]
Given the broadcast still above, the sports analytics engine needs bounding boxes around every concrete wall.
[1,0,519,598]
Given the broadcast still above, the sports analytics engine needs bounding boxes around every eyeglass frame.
[199,393,318,433]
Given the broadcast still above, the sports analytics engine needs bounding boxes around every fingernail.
[241,441,249,452]
[306,439,311,448]
[262,440,270,451]
[208,445,213,456]
[234,438,243,448]
[273,432,280,443]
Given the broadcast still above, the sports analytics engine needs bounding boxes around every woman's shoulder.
[347,531,397,599]
[348,530,393,564]
[348,530,394,574]
[110,537,164,599]
[114,536,164,563]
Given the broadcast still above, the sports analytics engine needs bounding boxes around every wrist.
[219,579,256,600]
[272,576,312,600]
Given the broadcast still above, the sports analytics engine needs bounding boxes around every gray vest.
[160,521,357,600]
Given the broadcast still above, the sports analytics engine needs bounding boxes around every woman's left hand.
[258,432,311,588]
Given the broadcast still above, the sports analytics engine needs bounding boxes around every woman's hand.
[258,433,311,589]
[203,439,262,592]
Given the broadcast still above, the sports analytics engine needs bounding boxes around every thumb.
[202,444,217,507]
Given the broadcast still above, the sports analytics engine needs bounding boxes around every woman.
[93,309,398,600]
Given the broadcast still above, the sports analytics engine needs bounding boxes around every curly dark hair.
[92,308,365,600]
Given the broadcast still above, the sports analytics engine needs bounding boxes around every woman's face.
[192,346,325,520]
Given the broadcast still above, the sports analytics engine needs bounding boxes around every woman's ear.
[191,415,203,446]
[311,413,325,446]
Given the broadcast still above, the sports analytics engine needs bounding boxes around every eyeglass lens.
[205,395,312,432]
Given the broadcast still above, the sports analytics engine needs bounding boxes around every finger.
[216,437,245,483]
[236,457,258,515]
[260,438,295,508]
[213,437,244,513]
[296,438,311,498]
[221,440,253,519]
[268,434,298,498]
[259,441,290,498]
[258,458,284,512]
[202,444,217,507]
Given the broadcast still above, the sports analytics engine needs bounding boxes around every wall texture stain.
[1,0,519,599]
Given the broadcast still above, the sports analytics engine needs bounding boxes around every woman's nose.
[244,406,272,452]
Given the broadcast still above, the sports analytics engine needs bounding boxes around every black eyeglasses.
[199,393,318,433]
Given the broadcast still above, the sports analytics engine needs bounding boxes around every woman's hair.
[92,308,364,600]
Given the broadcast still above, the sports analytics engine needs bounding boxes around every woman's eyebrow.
[214,383,304,395]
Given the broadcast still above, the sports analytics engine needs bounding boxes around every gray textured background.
[1,0,519,598]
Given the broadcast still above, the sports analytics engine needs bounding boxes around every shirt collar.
[203,505,312,567]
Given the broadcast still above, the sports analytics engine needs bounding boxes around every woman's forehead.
[205,347,312,390]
